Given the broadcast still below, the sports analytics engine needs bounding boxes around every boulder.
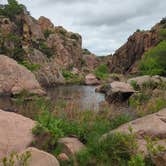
[106,81,135,103]
[85,74,100,85]
[17,147,59,166]
[57,137,85,157]
[127,75,166,87]
[0,109,35,159]
[0,55,45,96]
[103,108,166,156]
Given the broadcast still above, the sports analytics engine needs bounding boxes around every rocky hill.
[0,2,96,86]
[109,20,166,74]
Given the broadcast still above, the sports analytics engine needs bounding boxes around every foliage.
[70,33,79,40]
[129,93,150,108]
[0,33,25,62]
[20,60,41,72]
[76,132,137,166]
[160,17,166,25]
[128,154,145,166]
[43,29,53,39]
[159,28,166,40]
[39,41,54,58]
[130,80,140,91]
[145,136,166,156]
[139,41,166,76]
[94,64,110,80]
[0,0,24,20]
[1,151,31,166]
[82,48,91,55]
[62,69,84,84]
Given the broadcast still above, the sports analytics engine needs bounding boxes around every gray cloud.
[4,0,166,55]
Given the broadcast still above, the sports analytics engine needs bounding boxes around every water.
[0,85,105,116]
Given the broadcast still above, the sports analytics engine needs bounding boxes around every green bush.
[129,93,150,108]
[76,133,137,166]
[0,0,24,20]
[139,41,166,76]
[44,29,53,39]
[20,61,41,72]
[128,154,145,166]
[39,41,53,58]
[130,80,140,91]
[94,64,109,80]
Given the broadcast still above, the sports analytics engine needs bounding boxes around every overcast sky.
[1,0,166,55]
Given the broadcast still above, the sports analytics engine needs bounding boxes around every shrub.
[20,61,41,72]
[70,34,79,40]
[1,151,31,166]
[94,64,109,80]
[128,154,145,166]
[76,132,137,166]
[139,41,166,76]
[129,93,150,108]
[0,0,24,20]
[44,29,53,39]
[130,80,140,91]
[62,69,84,84]
[39,41,53,58]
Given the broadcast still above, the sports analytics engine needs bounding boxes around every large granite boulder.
[0,109,35,159]
[103,108,166,157]
[106,81,135,103]
[127,75,166,88]
[0,55,45,95]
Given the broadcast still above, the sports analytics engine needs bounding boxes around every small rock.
[57,153,69,161]
[85,73,100,85]
[57,137,85,156]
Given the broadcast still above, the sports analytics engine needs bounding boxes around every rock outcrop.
[0,109,35,159]
[109,24,161,74]
[0,55,45,95]
[0,7,84,86]
[38,16,54,32]
[105,81,135,103]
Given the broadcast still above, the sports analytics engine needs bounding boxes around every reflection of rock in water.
[47,85,105,111]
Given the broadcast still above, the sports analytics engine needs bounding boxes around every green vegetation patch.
[94,64,110,80]
[139,41,166,76]
[0,0,24,20]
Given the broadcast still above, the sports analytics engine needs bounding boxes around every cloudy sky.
[1,0,166,55]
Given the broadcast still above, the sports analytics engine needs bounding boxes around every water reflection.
[0,86,105,116]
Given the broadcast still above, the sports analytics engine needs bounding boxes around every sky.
[1,0,166,56]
